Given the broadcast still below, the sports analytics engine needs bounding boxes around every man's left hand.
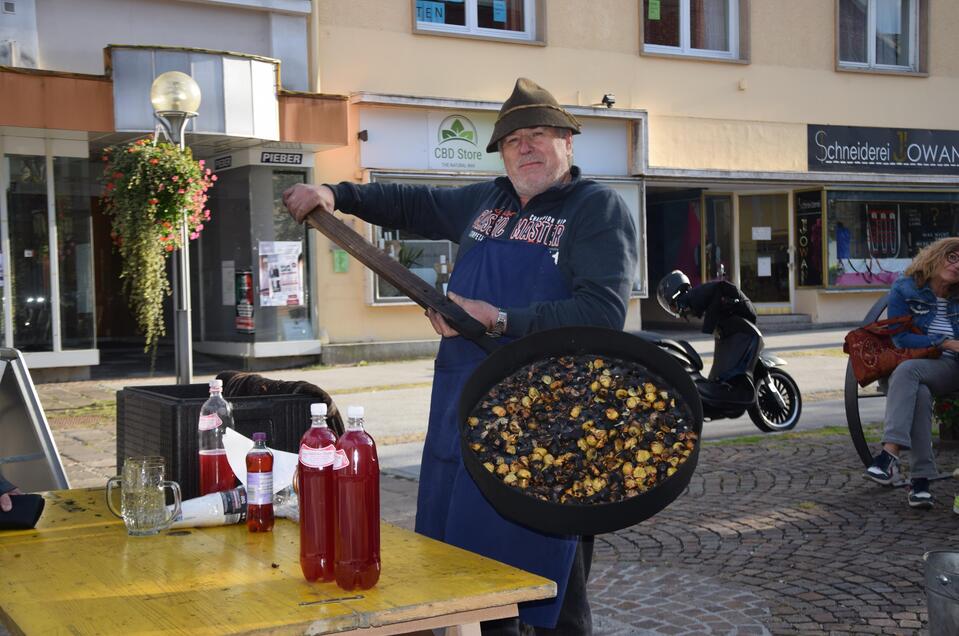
[1,488,23,512]
[425,291,499,338]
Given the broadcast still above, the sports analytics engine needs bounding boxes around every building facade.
[0,0,347,377]
[4,0,959,374]
[308,0,959,352]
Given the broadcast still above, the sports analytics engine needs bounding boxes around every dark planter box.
[117,384,317,500]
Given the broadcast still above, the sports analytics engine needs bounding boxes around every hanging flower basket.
[100,138,216,354]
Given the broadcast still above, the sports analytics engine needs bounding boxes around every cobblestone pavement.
[588,435,958,635]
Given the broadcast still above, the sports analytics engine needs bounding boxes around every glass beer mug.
[106,456,182,536]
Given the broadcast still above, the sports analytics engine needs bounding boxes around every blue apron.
[414,235,578,628]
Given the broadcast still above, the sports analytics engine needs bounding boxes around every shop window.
[642,0,746,61]
[646,190,703,292]
[373,230,457,303]
[366,176,460,305]
[826,191,959,288]
[261,170,312,341]
[5,155,52,352]
[838,0,923,73]
[794,190,824,287]
[413,0,541,42]
[54,158,95,350]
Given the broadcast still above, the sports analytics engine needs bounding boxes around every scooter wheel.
[747,368,802,432]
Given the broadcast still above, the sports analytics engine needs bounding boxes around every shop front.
[0,47,348,378]
[311,94,649,361]
[642,122,959,327]
[796,124,959,323]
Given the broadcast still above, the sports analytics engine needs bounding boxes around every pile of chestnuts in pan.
[465,355,697,504]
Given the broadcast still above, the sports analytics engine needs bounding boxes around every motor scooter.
[643,271,802,432]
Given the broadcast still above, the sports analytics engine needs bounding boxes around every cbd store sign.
[427,112,503,172]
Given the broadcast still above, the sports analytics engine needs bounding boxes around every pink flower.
[190,232,199,240]
[198,160,205,166]
[177,188,185,194]
[171,175,179,182]
[210,175,218,181]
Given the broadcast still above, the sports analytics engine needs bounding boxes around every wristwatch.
[487,309,508,338]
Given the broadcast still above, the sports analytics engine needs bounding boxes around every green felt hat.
[486,78,581,153]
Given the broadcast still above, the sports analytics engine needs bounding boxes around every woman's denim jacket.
[888,275,959,349]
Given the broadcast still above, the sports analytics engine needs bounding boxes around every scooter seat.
[657,338,704,372]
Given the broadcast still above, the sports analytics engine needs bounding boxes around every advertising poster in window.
[235,268,254,333]
[258,241,303,307]
[794,191,823,287]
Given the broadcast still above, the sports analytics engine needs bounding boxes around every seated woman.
[865,237,959,508]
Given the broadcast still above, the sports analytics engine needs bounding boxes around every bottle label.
[247,472,273,505]
[299,444,336,468]
[198,413,222,431]
[332,448,350,470]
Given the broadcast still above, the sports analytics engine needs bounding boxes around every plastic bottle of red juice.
[298,403,338,582]
[198,379,236,495]
[334,405,380,591]
[246,432,274,532]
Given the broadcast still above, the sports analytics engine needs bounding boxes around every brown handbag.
[843,314,941,387]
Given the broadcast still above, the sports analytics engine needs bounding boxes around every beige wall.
[794,289,887,324]
[314,0,959,172]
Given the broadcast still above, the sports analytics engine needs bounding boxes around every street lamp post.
[150,71,201,385]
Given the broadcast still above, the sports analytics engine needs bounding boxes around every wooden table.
[0,489,555,635]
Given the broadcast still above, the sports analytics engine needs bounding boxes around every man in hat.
[284,78,637,635]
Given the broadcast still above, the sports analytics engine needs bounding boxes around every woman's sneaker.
[908,478,933,509]
[865,450,900,485]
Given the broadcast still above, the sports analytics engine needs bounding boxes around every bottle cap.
[209,379,223,389]
[252,432,266,442]
[310,403,328,417]
[347,406,364,419]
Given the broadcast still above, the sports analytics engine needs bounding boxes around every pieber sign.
[808,125,959,175]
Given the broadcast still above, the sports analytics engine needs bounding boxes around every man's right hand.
[282,184,335,224]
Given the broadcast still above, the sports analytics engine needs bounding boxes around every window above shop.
[837,0,926,75]
[412,0,542,43]
[641,0,746,62]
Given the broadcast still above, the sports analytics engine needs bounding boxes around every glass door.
[738,194,790,306]
[704,194,734,282]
